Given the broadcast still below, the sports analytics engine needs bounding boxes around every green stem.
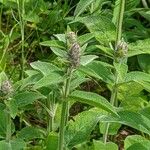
[58,68,73,150]
[47,92,55,133]
[142,0,149,8]
[103,0,125,143]
[116,0,125,48]
[6,110,11,142]
[103,73,119,143]
[17,0,25,79]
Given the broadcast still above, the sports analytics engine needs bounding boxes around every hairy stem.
[142,0,149,8]
[6,110,11,142]
[17,0,25,79]
[58,68,73,150]
[116,0,125,48]
[47,92,55,133]
[103,0,125,143]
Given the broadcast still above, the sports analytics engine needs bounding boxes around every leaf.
[138,54,150,73]
[114,62,128,83]
[124,135,150,150]
[99,110,150,135]
[125,71,150,83]
[96,45,114,57]
[54,34,66,43]
[70,77,90,91]
[128,39,150,57]
[33,72,63,89]
[69,90,117,115]
[50,47,68,58]
[93,140,118,150]
[79,61,115,84]
[80,55,98,66]
[13,91,46,107]
[99,122,121,135]
[45,132,58,150]
[10,139,26,150]
[5,100,18,119]
[40,40,66,50]
[79,66,103,80]
[74,0,94,17]
[78,14,116,45]
[30,61,60,75]
[78,33,94,46]
[17,127,44,141]
[0,141,10,150]
[0,110,15,138]
[65,110,101,148]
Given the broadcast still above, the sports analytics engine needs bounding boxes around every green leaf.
[96,45,114,57]
[70,77,89,91]
[33,72,63,89]
[100,110,150,135]
[74,0,94,17]
[80,61,115,84]
[30,61,60,75]
[80,55,98,66]
[50,47,68,58]
[13,91,46,107]
[45,132,58,150]
[125,71,150,83]
[69,90,117,115]
[17,127,44,141]
[93,140,118,150]
[0,110,15,138]
[0,141,10,150]
[138,54,150,73]
[99,122,121,135]
[40,40,66,50]
[78,33,94,46]
[124,135,150,150]
[5,100,18,119]
[128,39,150,57]
[114,62,128,83]
[65,110,101,148]
[78,14,116,45]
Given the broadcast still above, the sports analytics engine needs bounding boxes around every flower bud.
[0,80,13,96]
[115,39,128,58]
[67,32,77,44]
[68,42,80,69]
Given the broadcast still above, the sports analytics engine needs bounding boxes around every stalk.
[103,0,125,143]
[47,92,55,133]
[17,0,25,79]
[58,68,73,150]
[6,110,11,142]
[142,0,148,8]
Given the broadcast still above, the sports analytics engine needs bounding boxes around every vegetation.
[0,0,150,149]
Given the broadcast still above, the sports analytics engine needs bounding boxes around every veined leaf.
[45,132,58,150]
[50,47,68,58]
[0,139,26,150]
[99,109,150,135]
[80,55,98,66]
[13,91,46,107]
[125,71,150,82]
[74,0,94,17]
[30,61,59,75]
[69,90,117,115]
[33,72,63,89]
[17,126,44,141]
[93,140,118,150]
[124,135,150,150]
[65,110,101,148]
[128,39,150,57]
[79,61,115,84]
[40,40,66,50]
